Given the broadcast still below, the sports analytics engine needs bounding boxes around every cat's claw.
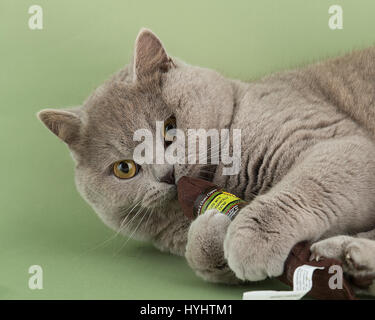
[311,236,375,277]
[309,252,321,262]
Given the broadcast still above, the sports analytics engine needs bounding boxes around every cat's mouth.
[142,185,177,208]
[140,165,216,209]
[175,164,217,184]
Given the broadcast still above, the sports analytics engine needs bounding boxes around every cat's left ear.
[133,28,173,81]
[37,108,82,146]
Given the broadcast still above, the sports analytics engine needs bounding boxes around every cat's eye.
[163,116,177,143]
[113,160,139,179]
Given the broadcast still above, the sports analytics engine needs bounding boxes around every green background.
[0,0,374,299]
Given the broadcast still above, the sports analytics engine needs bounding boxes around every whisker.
[118,199,143,229]
[120,205,146,232]
[114,207,150,255]
[72,199,144,259]
[144,208,154,233]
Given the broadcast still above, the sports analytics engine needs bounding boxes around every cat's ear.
[37,108,82,145]
[133,28,173,80]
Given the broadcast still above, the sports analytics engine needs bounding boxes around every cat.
[38,28,375,295]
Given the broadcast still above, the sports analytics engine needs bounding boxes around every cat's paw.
[224,210,292,281]
[311,236,375,278]
[345,241,375,274]
[185,210,239,284]
[310,235,350,261]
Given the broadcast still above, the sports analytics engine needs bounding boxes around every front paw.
[311,236,375,278]
[185,210,239,284]
[224,211,292,281]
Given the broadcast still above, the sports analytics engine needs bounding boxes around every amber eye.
[113,160,139,179]
[163,116,177,143]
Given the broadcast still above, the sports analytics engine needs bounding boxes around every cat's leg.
[224,136,375,281]
[310,231,375,295]
[185,209,241,284]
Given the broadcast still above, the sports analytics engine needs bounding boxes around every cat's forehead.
[86,77,169,129]
[76,76,170,165]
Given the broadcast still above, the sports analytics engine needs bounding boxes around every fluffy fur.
[38,29,375,295]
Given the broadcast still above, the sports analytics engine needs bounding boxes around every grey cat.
[38,29,375,295]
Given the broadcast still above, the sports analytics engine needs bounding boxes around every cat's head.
[38,29,236,237]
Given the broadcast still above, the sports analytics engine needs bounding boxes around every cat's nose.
[160,168,175,185]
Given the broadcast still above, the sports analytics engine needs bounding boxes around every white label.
[243,265,324,300]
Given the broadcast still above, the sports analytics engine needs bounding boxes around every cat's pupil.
[118,162,130,173]
[165,124,174,132]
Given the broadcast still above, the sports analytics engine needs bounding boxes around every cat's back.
[237,46,375,140]
[303,47,375,139]
[223,49,375,198]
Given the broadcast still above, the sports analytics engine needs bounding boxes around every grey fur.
[38,29,375,295]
